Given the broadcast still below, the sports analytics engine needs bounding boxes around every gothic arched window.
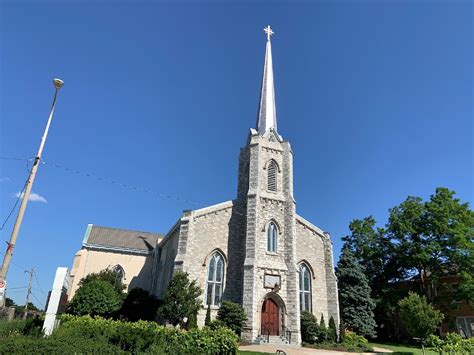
[299,263,312,311]
[112,264,125,284]
[267,160,277,192]
[206,252,224,306]
[267,222,278,252]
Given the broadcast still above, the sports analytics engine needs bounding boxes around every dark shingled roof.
[85,225,163,252]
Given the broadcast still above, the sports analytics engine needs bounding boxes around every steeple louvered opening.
[268,160,278,192]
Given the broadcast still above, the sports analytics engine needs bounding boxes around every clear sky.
[1,1,472,308]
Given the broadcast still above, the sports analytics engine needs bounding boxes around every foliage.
[398,292,444,340]
[67,279,122,317]
[205,304,211,326]
[79,269,125,294]
[119,288,160,322]
[336,246,377,338]
[319,314,328,342]
[328,316,337,342]
[300,311,319,343]
[426,333,474,354]
[369,341,438,355]
[158,271,202,327]
[0,317,43,338]
[0,334,125,354]
[343,188,474,337]
[186,310,198,330]
[303,331,373,353]
[216,300,247,336]
[339,320,345,342]
[5,297,15,307]
[56,315,239,354]
[343,331,373,352]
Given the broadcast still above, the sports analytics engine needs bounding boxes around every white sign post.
[43,267,69,336]
[0,279,6,306]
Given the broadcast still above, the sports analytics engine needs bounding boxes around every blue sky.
[1,1,472,308]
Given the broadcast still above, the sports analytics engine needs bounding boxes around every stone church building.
[68,27,339,344]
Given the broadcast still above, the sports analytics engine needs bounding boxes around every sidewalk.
[239,344,393,354]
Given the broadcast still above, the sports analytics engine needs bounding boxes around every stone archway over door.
[261,298,279,335]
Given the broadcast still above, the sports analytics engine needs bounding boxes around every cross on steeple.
[264,25,274,41]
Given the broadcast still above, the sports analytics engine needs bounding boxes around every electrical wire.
[33,271,47,297]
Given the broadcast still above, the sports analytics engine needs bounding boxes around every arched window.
[267,160,277,192]
[299,264,312,311]
[267,222,278,252]
[206,252,224,306]
[112,264,125,284]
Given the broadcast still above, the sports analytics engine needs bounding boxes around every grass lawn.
[370,342,438,355]
[238,351,272,355]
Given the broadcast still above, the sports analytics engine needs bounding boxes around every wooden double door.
[261,298,279,336]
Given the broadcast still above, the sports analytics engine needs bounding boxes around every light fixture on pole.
[0,78,64,308]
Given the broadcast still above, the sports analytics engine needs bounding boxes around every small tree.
[399,292,444,344]
[120,288,160,321]
[67,279,122,316]
[79,269,125,294]
[205,304,211,326]
[158,271,202,327]
[216,300,247,336]
[328,316,337,342]
[300,311,319,343]
[319,314,328,342]
[336,246,377,338]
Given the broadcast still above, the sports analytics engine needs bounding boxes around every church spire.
[256,25,277,135]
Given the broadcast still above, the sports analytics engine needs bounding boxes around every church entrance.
[261,298,279,336]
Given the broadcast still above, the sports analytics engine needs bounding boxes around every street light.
[0,78,64,308]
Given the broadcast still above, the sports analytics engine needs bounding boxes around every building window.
[112,264,125,284]
[267,222,278,252]
[299,264,312,311]
[268,160,277,192]
[206,252,224,306]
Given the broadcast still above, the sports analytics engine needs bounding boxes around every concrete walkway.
[239,344,393,354]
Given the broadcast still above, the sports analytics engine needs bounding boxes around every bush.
[328,316,337,342]
[205,304,211,326]
[56,315,239,354]
[120,288,160,322]
[67,279,122,317]
[398,292,444,340]
[0,317,43,338]
[426,333,474,354]
[300,311,319,343]
[216,300,247,336]
[158,271,202,327]
[0,334,125,354]
[343,331,373,352]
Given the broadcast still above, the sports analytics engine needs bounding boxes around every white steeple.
[256,25,277,135]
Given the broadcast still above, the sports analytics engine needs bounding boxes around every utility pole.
[23,268,34,319]
[0,78,64,309]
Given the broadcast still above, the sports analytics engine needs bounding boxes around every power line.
[33,271,47,297]
[30,291,45,310]
[0,175,30,231]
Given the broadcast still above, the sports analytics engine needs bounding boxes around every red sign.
[0,280,5,289]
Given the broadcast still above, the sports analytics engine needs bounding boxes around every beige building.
[68,224,162,298]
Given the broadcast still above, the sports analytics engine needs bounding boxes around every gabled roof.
[82,224,163,253]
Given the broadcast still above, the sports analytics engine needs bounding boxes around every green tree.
[398,292,444,343]
[5,297,15,307]
[319,314,328,342]
[158,271,202,327]
[216,300,247,336]
[119,288,160,321]
[300,311,319,344]
[336,246,377,338]
[204,304,211,326]
[328,316,337,342]
[79,269,125,295]
[67,279,122,316]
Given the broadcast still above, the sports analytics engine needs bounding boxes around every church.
[68,26,339,345]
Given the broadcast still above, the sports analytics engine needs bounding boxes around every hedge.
[57,315,239,354]
[0,315,239,354]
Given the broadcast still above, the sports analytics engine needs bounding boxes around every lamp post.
[0,78,64,308]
